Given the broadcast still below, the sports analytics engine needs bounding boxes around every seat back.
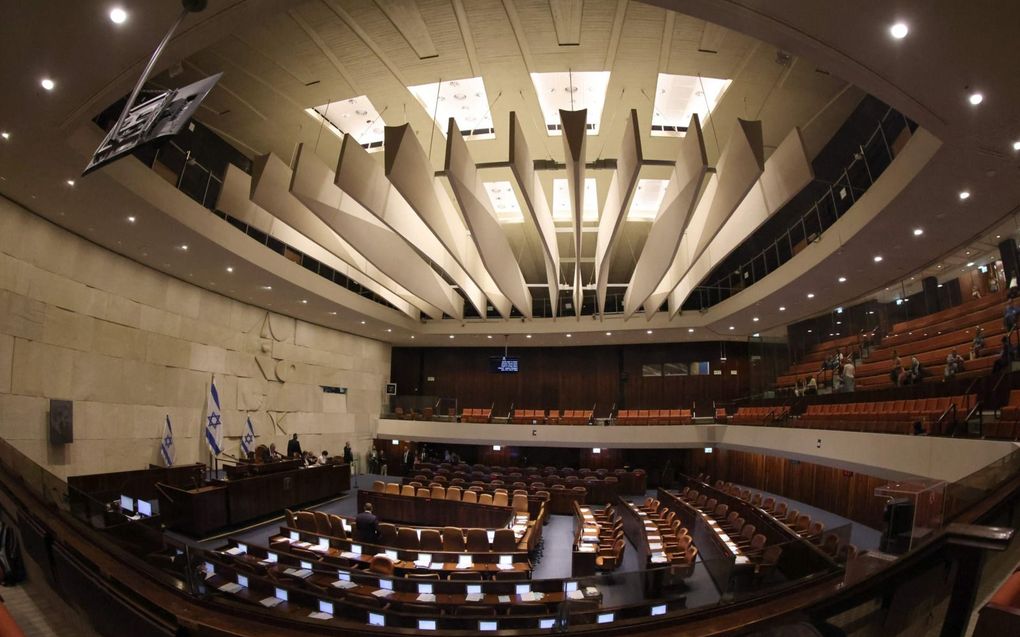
[314,510,331,535]
[328,514,346,539]
[446,485,462,501]
[295,511,316,532]
[493,528,517,552]
[461,490,478,503]
[479,493,494,505]
[442,527,465,551]
[384,482,400,495]
[492,492,509,507]
[396,527,420,550]
[466,528,489,551]
[419,529,443,551]
[431,485,446,499]
[372,480,386,492]
[400,484,415,497]
[378,522,397,546]
[511,494,529,513]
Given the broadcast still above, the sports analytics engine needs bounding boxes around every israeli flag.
[204,377,224,456]
[240,415,256,457]
[160,415,176,467]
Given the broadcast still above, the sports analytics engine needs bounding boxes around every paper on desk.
[498,595,511,603]
[217,582,242,593]
[259,597,284,607]
[284,568,313,579]
[225,547,243,555]
[417,593,436,602]
[372,589,393,598]
[308,611,332,620]
[308,544,329,553]
[331,580,358,589]
[465,593,484,602]
[567,590,584,600]
[496,563,514,570]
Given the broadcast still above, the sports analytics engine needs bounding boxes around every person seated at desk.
[287,433,302,458]
[302,451,318,466]
[321,450,331,465]
[268,443,283,460]
[355,503,379,542]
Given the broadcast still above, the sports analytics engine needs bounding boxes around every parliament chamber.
[2,1,1020,636]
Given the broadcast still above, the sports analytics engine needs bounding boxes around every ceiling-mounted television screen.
[489,356,519,373]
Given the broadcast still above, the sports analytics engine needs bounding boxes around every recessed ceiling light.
[605,331,612,336]
[967,261,975,267]
[328,311,337,315]
[1013,141,1020,151]
[646,329,653,335]
[968,93,983,106]
[109,7,128,24]
[752,317,759,322]
[687,328,694,333]
[261,285,272,290]
[807,329,813,333]
[225,266,233,273]
[913,228,923,236]
[360,320,366,324]
[806,293,815,299]
[300,299,308,304]
[779,306,786,311]
[0,132,9,140]
[959,190,971,200]
[40,78,55,91]
[838,276,847,283]
[752,333,760,337]
[566,333,572,338]
[873,255,883,262]
[889,22,909,39]
[525,334,532,339]
[449,335,455,339]
[410,335,415,339]
[66,179,75,186]
[486,335,492,339]
[728,326,735,330]
[126,215,136,223]
[386,328,392,333]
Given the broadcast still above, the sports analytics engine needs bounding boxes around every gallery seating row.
[726,406,790,425]
[984,389,1020,439]
[377,481,531,512]
[799,395,975,430]
[614,409,693,425]
[461,408,493,423]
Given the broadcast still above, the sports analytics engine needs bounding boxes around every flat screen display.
[489,356,519,373]
[136,500,151,516]
[120,495,134,512]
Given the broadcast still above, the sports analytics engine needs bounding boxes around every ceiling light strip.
[560,108,589,318]
[444,119,533,317]
[622,113,709,318]
[594,109,643,318]
[508,112,560,317]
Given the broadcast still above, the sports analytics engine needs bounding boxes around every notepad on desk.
[496,563,514,570]
[308,611,332,620]
[224,547,244,556]
[372,589,393,598]
[331,580,357,590]
[293,541,313,549]
[498,595,511,603]
[259,597,284,608]
[217,582,242,594]
[567,590,585,600]
[417,593,436,602]
[284,568,313,579]
[465,593,484,602]
[340,552,360,559]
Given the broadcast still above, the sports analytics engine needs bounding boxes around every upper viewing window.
[408,77,496,140]
[308,96,386,150]
[651,73,731,137]
[531,71,611,136]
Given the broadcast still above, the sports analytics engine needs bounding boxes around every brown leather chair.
[445,486,462,501]
[284,508,297,528]
[369,554,395,575]
[314,511,331,535]
[595,539,625,571]
[478,493,494,505]
[372,481,386,493]
[465,528,489,552]
[416,488,430,498]
[442,527,465,551]
[431,485,446,499]
[328,513,346,539]
[511,494,529,513]
[461,490,478,504]
[378,522,397,546]
[295,511,316,532]
[400,484,415,497]
[419,529,443,552]
[396,527,420,550]
[492,492,509,507]
[384,482,400,495]
[492,528,518,552]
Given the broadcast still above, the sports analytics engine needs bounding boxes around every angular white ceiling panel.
[445,120,533,317]
[651,73,731,137]
[669,126,813,315]
[560,108,589,318]
[533,72,610,135]
[594,109,642,317]
[408,76,495,139]
[508,112,560,317]
[622,113,709,318]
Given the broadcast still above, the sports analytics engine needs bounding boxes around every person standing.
[843,359,855,392]
[355,503,379,542]
[402,445,414,474]
[343,441,353,464]
[286,433,302,458]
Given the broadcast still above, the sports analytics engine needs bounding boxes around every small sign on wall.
[713,370,722,375]
[385,383,397,396]
[729,370,738,375]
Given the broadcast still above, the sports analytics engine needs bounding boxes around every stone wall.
[0,197,390,479]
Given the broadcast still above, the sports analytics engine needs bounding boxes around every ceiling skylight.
[627,179,669,221]
[407,77,495,140]
[308,96,386,149]
[552,178,598,221]
[530,72,611,136]
[651,74,731,137]
[483,181,523,223]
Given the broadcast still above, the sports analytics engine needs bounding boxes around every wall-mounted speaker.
[48,399,73,444]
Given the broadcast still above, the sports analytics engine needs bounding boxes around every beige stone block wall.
[0,199,390,479]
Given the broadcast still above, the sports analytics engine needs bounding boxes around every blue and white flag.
[160,415,176,467]
[204,377,224,456]
[240,415,256,457]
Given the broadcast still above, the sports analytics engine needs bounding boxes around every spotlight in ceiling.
[687,328,694,333]
[838,276,847,283]
[66,179,75,186]
[486,335,492,339]
[959,190,971,200]
[806,293,815,299]
[913,228,924,236]
[1013,141,1020,151]
[126,216,135,223]
[752,317,759,322]
[0,132,9,140]
[968,92,983,106]
[646,330,653,335]
[40,78,55,91]
[262,285,272,290]
[225,266,233,273]
[728,326,735,330]
[605,331,612,336]
[525,334,532,339]
[179,244,188,251]
[889,22,909,39]
[566,333,572,338]
[109,7,128,24]
[873,255,883,262]
[300,299,308,304]
[779,306,786,311]
[448,335,455,339]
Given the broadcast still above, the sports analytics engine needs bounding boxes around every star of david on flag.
[204,377,224,456]
[160,415,176,467]
[240,415,257,457]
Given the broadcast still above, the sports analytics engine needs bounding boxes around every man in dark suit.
[286,433,302,458]
[402,446,413,474]
[355,503,379,542]
[343,441,353,464]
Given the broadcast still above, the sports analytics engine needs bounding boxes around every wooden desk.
[358,491,513,529]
